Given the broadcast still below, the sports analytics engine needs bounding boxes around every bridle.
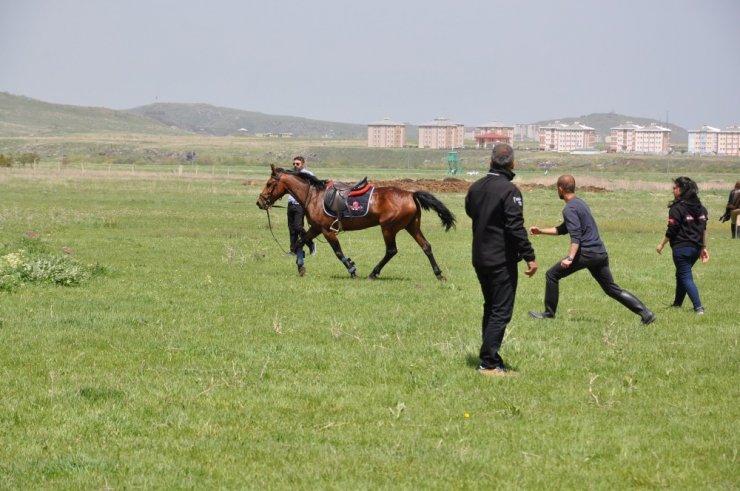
[257,168,319,254]
[258,169,284,209]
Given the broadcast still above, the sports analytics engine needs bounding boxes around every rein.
[259,169,323,253]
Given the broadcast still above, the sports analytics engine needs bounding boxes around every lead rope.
[265,207,291,255]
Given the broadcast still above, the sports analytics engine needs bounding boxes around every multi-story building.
[538,122,596,152]
[688,125,721,154]
[634,124,672,154]
[609,122,643,152]
[473,121,514,148]
[417,117,465,149]
[514,123,539,141]
[717,126,740,156]
[689,125,740,155]
[367,117,406,148]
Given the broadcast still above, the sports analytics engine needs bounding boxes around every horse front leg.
[369,229,398,280]
[322,230,357,278]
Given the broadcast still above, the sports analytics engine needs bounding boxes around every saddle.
[322,177,372,231]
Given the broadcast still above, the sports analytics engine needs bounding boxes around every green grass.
[0,171,738,489]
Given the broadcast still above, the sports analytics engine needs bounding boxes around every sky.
[1,0,739,130]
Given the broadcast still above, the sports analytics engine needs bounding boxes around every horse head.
[256,164,289,209]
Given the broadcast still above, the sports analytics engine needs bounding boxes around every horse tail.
[413,191,456,231]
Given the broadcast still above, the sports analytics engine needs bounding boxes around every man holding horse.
[466,143,538,377]
[287,156,316,260]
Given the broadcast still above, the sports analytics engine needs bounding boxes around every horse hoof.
[436,274,446,281]
[298,266,306,276]
[368,274,377,280]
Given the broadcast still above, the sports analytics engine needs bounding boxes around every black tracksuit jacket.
[465,168,536,269]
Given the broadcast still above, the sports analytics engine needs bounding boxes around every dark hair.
[293,156,305,164]
[490,143,514,169]
[670,176,701,207]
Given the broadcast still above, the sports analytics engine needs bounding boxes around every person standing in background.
[719,180,740,238]
[656,176,709,314]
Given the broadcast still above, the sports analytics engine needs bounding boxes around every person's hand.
[560,257,573,269]
[700,248,709,263]
[529,226,541,235]
[525,260,538,277]
[656,242,664,254]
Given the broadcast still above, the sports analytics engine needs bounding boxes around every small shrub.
[0,249,98,290]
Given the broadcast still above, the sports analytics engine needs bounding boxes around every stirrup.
[330,219,342,233]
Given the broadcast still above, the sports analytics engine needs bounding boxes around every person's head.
[734,180,740,190]
[672,176,700,203]
[556,175,576,200]
[292,156,305,171]
[490,143,515,170]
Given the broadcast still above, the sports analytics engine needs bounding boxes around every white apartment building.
[538,122,596,152]
[367,118,406,148]
[418,117,465,149]
[689,125,740,156]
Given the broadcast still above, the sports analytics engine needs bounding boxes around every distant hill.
[533,112,688,143]
[0,92,187,137]
[128,102,367,139]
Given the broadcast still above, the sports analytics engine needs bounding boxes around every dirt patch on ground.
[368,178,608,193]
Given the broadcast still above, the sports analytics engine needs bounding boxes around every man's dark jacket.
[465,167,535,268]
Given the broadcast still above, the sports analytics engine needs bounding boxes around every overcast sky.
[1,0,738,129]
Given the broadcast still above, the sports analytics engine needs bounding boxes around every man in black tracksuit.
[466,144,538,376]
[527,175,656,325]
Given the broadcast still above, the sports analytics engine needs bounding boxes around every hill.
[0,92,187,137]
[533,112,688,143]
[128,102,367,139]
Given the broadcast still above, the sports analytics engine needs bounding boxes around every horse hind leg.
[408,225,444,280]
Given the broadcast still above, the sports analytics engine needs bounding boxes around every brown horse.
[256,164,456,279]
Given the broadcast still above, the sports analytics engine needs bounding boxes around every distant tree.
[0,154,12,167]
[17,152,40,167]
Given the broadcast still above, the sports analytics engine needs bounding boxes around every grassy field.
[1,168,738,489]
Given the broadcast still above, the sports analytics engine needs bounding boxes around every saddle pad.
[323,187,375,219]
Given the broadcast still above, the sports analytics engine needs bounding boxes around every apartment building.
[689,125,740,156]
[538,122,596,152]
[367,117,406,148]
[608,122,671,154]
[634,124,671,154]
[418,117,465,149]
[473,121,514,148]
[717,126,740,156]
[609,122,643,152]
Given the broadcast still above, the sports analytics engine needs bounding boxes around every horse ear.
[270,163,277,174]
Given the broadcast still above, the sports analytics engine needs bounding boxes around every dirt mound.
[370,178,608,193]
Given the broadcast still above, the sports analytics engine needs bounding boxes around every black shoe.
[528,311,554,319]
[694,307,705,315]
[641,311,657,325]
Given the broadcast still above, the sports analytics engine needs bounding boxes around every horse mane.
[280,168,329,189]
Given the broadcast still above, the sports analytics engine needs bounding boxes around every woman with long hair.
[656,177,710,314]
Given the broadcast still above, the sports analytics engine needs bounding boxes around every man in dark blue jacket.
[528,175,656,325]
[466,143,538,376]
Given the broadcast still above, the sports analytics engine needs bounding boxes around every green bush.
[0,249,96,290]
